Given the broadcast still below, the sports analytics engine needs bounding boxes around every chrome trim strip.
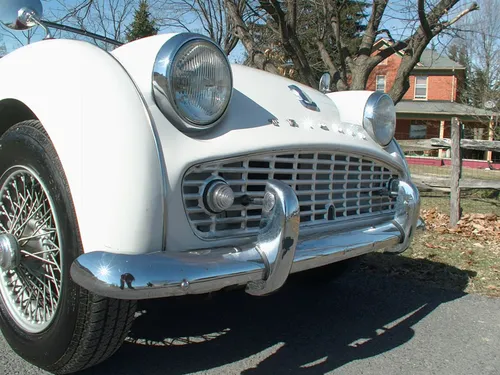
[70,178,422,300]
[384,180,421,253]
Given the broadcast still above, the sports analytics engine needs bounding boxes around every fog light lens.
[389,178,399,197]
[204,180,235,213]
[262,191,276,213]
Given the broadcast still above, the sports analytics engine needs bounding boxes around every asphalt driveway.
[1,259,499,375]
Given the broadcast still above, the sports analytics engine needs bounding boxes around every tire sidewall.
[0,123,84,367]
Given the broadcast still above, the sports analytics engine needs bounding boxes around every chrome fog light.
[388,178,400,198]
[204,180,235,213]
[262,191,276,213]
[394,182,412,217]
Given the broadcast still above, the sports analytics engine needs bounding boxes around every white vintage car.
[0,0,424,373]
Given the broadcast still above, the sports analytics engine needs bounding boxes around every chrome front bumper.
[70,179,423,300]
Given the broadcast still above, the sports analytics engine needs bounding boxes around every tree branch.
[432,2,479,35]
[418,0,433,38]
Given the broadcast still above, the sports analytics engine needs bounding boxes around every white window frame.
[414,76,428,100]
[375,75,386,92]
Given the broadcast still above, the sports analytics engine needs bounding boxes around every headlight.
[363,92,396,146]
[153,33,233,133]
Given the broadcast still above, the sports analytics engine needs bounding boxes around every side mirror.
[0,0,43,31]
[319,72,331,94]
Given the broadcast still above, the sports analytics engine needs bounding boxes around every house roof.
[395,100,498,121]
[373,38,465,70]
[414,49,464,70]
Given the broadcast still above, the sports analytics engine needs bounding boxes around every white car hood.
[111,34,402,170]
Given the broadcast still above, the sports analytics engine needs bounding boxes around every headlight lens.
[153,33,233,132]
[363,92,396,146]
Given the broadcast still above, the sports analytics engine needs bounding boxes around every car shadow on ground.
[82,254,473,375]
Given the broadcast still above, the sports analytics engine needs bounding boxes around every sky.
[0,0,483,61]
[0,0,247,62]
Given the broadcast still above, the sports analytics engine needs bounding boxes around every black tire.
[0,120,137,374]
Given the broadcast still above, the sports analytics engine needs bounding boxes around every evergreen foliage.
[126,0,159,42]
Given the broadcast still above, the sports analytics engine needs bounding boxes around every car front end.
[68,33,424,299]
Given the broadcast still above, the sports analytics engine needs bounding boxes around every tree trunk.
[257,0,316,87]
[316,40,347,91]
[349,61,372,90]
[388,32,430,103]
[224,0,279,74]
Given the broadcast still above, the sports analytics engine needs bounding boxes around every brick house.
[366,38,498,163]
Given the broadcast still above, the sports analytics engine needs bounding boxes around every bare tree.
[447,0,499,140]
[383,0,479,103]
[226,0,479,104]
[48,0,137,49]
[158,0,242,55]
[0,23,38,49]
[225,0,280,73]
[457,0,499,106]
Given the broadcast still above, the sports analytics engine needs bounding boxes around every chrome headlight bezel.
[363,92,396,147]
[152,33,233,133]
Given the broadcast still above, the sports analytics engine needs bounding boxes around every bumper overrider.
[70,179,424,300]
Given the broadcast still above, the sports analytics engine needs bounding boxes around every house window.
[376,75,386,92]
[415,76,428,99]
[409,123,427,139]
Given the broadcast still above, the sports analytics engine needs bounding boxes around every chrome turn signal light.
[204,180,235,213]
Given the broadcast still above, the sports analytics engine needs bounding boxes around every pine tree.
[126,0,159,43]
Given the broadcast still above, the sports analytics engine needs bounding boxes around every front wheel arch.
[0,120,137,374]
[0,99,38,138]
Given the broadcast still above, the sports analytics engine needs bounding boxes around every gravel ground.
[1,269,499,375]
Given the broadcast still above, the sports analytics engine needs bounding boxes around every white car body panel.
[0,34,408,255]
[111,34,408,252]
[0,39,165,255]
[326,90,374,126]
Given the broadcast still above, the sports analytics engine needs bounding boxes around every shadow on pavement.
[81,254,473,375]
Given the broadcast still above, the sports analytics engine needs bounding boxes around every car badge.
[287,119,299,128]
[288,85,319,112]
[269,118,280,127]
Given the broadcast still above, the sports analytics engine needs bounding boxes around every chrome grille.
[183,151,399,239]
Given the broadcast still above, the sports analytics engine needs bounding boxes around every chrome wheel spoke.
[0,167,63,333]
[21,250,60,268]
[19,230,56,245]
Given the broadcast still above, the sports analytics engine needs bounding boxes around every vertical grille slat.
[182,151,399,239]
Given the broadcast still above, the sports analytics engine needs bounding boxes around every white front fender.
[0,39,165,255]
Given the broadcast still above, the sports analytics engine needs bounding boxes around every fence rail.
[399,138,500,153]
[400,117,498,227]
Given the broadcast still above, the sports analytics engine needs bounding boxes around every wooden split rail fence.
[398,117,500,227]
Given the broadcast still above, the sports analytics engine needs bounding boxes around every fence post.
[450,117,462,227]
[486,116,494,162]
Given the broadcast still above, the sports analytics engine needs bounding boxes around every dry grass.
[358,192,500,298]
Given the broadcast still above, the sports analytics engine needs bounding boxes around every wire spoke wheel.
[0,166,63,333]
[0,121,137,374]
